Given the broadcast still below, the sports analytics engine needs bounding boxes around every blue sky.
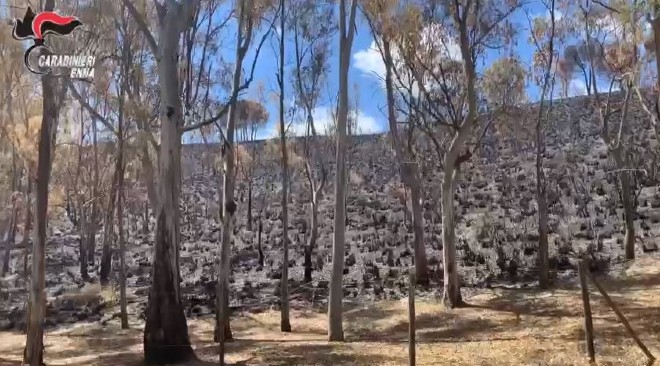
[135,1,650,143]
[226,1,555,141]
[240,1,656,143]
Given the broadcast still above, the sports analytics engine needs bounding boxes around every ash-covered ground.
[1,93,659,332]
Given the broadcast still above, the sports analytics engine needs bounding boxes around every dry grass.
[1,257,660,365]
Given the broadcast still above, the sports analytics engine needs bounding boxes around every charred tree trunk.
[535,1,554,289]
[99,166,119,286]
[304,193,319,283]
[278,0,291,332]
[536,92,550,290]
[76,108,88,282]
[257,217,264,267]
[614,149,636,260]
[117,153,128,330]
[2,202,18,276]
[142,8,195,362]
[87,119,100,267]
[2,125,18,277]
[23,5,60,359]
[537,161,550,287]
[247,180,252,231]
[117,49,129,329]
[86,211,97,267]
[650,12,660,157]
[22,174,33,279]
[78,196,89,282]
[143,201,149,235]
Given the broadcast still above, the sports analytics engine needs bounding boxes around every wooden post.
[409,271,416,366]
[578,259,596,362]
[587,271,656,363]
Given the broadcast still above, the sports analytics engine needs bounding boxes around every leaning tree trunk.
[381,37,428,285]
[23,20,60,362]
[438,11,484,308]
[440,123,474,308]
[142,14,195,363]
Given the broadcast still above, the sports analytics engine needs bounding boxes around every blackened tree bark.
[99,165,118,286]
[117,30,129,329]
[24,2,63,363]
[22,172,32,279]
[531,0,556,288]
[247,181,253,230]
[119,1,200,362]
[257,214,264,267]
[87,117,99,266]
[277,0,291,332]
[2,200,18,277]
[76,110,89,281]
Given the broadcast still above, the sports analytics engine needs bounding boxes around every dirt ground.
[1,257,659,366]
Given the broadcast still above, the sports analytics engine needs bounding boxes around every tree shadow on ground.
[43,325,143,361]
[197,341,401,366]
[343,304,401,324]
[0,356,22,365]
[466,288,581,318]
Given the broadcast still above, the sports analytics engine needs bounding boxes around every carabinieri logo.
[11,6,94,79]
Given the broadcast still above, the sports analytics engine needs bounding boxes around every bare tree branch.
[592,0,620,13]
[120,0,158,55]
[180,18,276,134]
[67,80,117,135]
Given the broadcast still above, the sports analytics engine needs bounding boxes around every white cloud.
[271,107,385,138]
[595,14,624,42]
[554,77,622,99]
[567,78,588,97]
[353,42,386,82]
[534,9,563,22]
[353,24,461,94]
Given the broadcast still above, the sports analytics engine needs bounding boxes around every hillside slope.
[1,93,659,332]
